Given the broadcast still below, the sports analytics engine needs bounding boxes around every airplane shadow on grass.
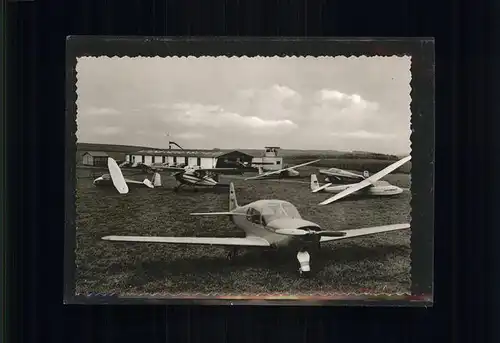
[121,243,410,288]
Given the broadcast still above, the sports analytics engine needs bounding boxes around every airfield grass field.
[74,166,412,296]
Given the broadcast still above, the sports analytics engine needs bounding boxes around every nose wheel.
[297,249,312,277]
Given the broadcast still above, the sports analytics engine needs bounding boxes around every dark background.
[3,0,496,342]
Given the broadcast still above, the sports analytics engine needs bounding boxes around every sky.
[75,56,412,155]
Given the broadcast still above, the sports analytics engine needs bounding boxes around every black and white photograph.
[65,38,434,304]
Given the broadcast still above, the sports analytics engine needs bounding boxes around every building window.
[277,161,281,165]
[142,155,145,163]
[184,157,188,165]
[162,156,166,163]
[197,157,201,166]
[173,156,177,164]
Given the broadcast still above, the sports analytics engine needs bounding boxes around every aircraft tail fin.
[153,172,162,187]
[229,182,238,211]
[258,166,264,175]
[310,174,320,191]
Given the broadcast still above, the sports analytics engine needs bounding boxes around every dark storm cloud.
[76,56,411,154]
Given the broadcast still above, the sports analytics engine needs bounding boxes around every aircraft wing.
[156,166,186,172]
[245,159,321,180]
[320,223,410,243]
[318,155,411,205]
[102,235,270,247]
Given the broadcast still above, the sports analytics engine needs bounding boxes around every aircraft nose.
[93,176,103,185]
[267,218,322,234]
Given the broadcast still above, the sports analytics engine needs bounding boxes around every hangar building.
[80,151,126,166]
[81,151,110,167]
[126,149,254,169]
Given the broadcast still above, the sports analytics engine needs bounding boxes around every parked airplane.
[102,159,410,276]
[244,159,321,181]
[316,156,412,205]
[93,159,161,190]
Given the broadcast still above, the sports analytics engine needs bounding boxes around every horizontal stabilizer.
[143,179,154,188]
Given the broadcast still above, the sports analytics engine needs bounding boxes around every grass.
[74,167,412,297]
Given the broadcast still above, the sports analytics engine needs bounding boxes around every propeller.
[275,228,346,237]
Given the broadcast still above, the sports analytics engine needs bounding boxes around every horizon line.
[77,141,410,156]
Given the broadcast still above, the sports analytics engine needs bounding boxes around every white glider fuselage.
[175,169,219,187]
[93,174,151,188]
[318,182,404,196]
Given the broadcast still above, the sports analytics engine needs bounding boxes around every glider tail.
[310,174,320,192]
[153,172,162,187]
[229,182,238,211]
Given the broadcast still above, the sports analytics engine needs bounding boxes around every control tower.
[251,146,284,171]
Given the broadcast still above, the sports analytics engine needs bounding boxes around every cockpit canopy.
[245,201,301,226]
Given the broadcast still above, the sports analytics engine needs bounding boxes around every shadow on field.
[121,243,409,288]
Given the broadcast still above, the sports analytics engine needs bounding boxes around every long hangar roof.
[132,149,255,158]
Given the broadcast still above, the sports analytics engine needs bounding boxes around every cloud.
[92,126,122,135]
[80,107,121,116]
[330,130,396,140]
[167,102,298,131]
[319,89,379,111]
[233,84,302,121]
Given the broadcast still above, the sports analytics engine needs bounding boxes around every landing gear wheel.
[299,270,311,278]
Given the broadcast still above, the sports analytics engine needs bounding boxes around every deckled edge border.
[63,36,435,306]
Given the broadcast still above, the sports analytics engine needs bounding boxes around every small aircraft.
[315,156,412,205]
[93,160,161,190]
[101,159,410,276]
[244,159,321,181]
